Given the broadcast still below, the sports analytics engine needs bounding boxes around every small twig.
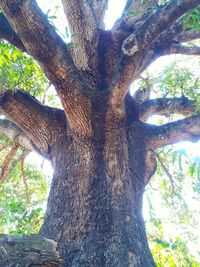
[20,151,39,231]
[21,152,32,205]
[0,143,20,183]
[139,71,153,88]
[40,158,45,169]
[156,152,175,194]
[0,143,12,153]
[9,149,29,171]
[42,82,51,104]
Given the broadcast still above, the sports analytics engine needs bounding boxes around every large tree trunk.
[1,1,200,266]
[40,100,156,267]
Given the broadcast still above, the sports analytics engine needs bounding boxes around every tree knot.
[122,33,139,56]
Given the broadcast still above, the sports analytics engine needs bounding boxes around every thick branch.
[92,0,108,28]
[0,1,93,135]
[0,119,37,151]
[0,0,83,87]
[166,43,200,56]
[140,97,196,121]
[122,0,200,56]
[177,29,200,43]
[126,22,200,85]
[109,0,200,107]
[0,235,61,266]
[0,13,25,51]
[147,114,200,149]
[102,1,157,88]
[113,0,157,33]
[0,90,65,156]
[61,0,99,70]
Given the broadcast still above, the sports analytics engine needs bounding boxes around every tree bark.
[40,99,156,267]
[0,1,200,266]
[0,235,62,266]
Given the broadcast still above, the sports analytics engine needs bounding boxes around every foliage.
[0,151,47,235]
[0,24,53,237]
[183,7,200,31]
[140,58,200,266]
[145,146,200,266]
[0,40,49,97]
[150,59,200,115]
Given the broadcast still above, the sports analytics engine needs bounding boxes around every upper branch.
[0,13,25,51]
[139,97,196,121]
[0,90,65,157]
[102,0,157,88]
[109,0,200,107]
[136,23,200,77]
[147,114,200,149]
[61,0,99,70]
[113,0,157,33]
[92,0,108,28]
[122,0,200,57]
[141,25,200,69]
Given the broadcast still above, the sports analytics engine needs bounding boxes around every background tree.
[0,0,200,266]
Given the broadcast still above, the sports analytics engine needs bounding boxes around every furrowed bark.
[0,90,65,157]
[139,97,196,121]
[0,13,25,51]
[0,0,93,136]
[39,97,157,266]
[0,235,61,266]
[147,114,200,149]
[61,0,109,71]
[0,119,36,152]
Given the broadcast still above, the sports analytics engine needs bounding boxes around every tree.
[0,0,200,266]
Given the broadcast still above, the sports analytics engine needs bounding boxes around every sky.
[38,0,126,31]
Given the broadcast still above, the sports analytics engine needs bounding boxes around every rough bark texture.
[0,0,200,266]
[0,235,62,266]
[40,99,156,267]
